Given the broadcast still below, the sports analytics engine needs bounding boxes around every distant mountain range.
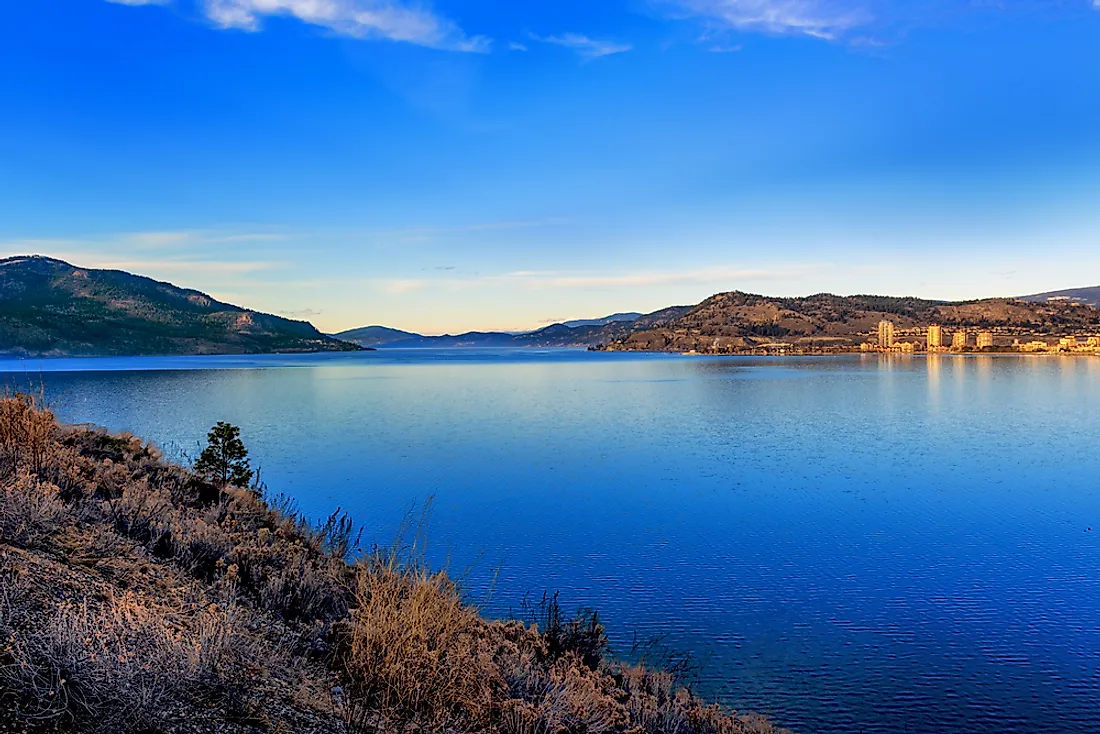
[335,309,685,349]
[341,289,1100,353]
[0,256,361,357]
[1019,286,1100,308]
[560,312,642,328]
[5,254,1096,357]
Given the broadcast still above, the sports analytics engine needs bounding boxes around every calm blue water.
[3,350,1099,734]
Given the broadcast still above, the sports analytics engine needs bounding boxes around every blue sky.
[1,0,1098,333]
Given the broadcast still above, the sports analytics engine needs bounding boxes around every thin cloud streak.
[2,229,289,253]
[0,230,289,281]
[383,279,431,294]
[107,0,490,52]
[8,252,283,277]
[201,0,491,51]
[370,264,817,294]
[532,33,633,58]
[667,0,1100,43]
[489,265,809,289]
[668,0,872,39]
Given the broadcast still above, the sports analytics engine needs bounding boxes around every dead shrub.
[0,471,69,549]
[170,512,234,579]
[336,556,503,733]
[2,592,241,733]
[535,655,629,734]
[612,662,789,734]
[103,477,173,550]
[523,591,609,670]
[253,551,349,623]
[0,394,56,478]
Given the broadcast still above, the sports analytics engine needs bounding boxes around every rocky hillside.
[0,256,361,356]
[601,292,1100,353]
[0,395,788,734]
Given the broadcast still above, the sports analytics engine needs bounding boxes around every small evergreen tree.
[195,421,253,488]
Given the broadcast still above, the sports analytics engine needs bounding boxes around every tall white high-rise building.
[878,320,896,349]
[928,324,943,350]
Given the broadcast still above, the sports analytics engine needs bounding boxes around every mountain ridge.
[0,255,362,356]
[1018,285,1100,307]
[560,312,642,328]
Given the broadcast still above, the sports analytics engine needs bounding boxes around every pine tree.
[195,421,254,488]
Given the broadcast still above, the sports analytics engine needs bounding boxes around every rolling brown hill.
[600,292,1100,353]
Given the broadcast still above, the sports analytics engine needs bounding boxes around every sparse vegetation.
[0,396,790,734]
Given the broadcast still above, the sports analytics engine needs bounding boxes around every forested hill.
[601,291,1100,352]
[0,255,361,356]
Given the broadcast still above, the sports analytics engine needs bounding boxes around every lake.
[3,350,1098,734]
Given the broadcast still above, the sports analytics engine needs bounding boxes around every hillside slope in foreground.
[0,396,788,734]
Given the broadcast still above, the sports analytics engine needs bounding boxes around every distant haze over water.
[5,350,1099,734]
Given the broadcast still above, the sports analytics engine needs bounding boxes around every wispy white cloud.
[668,0,872,40]
[122,231,195,248]
[202,0,491,51]
[279,308,323,318]
[382,278,431,294]
[532,32,633,59]
[118,230,288,248]
[0,249,281,277]
[667,0,1100,42]
[486,265,804,290]
[0,230,288,278]
[365,265,813,295]
[108,0,490,52]
[508,41,528,51]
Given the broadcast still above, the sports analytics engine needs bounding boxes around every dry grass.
[336,554,504,733]
[0,395,792,734]
[3,591,237,730]
[0,471,68,549]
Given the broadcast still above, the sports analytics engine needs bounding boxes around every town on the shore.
[864,321,1100,354]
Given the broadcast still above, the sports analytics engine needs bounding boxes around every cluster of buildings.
[862,321,1100,354]
[1017,335,1100,353]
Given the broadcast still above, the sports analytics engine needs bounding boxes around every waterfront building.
[977,332,994,349]
[1060,336,1079,349]
[1088,337,1100,348]
[928,324,943,350]
[878,320,896,349]
[952,331,968,350]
